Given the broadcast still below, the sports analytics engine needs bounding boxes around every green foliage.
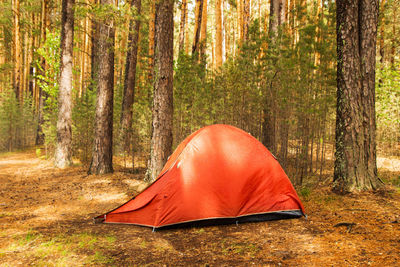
[300,187,311,198]
[36,30,61,154]
[174,53,210,143]
[72,89,96,163]
[376,63,400,153]
[0,88,36,151]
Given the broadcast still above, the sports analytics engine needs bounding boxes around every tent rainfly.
[95,124,305,229]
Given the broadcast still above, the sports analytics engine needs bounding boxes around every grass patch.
[87,251,115,265]
[194,228,205,234]
[221,241,260,256]
[105,235,116,244]
[300,187,312,199]
[0,231,116,265]
[140,240,147,248]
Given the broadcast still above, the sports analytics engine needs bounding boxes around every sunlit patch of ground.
[377,156,400,172]
[0,150,399,266]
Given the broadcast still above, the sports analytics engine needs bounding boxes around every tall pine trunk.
[262,0,285,155]
[119,0,141,159]
[192,0,203,55]
[90,0,100,91]
[148,1,155,82]
[200,0,207,59]
[88,0,115,175]
[35,0,49,146]
[215,0,223,68]
[334,0,382,192]
[178,0,187,53]
[12,0,22,102]
[146,0,174,182]
[55,0,75,168]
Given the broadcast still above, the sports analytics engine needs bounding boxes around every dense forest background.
[0,0,398,185]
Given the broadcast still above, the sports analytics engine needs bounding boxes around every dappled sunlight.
[122,179,148,192]
[86,178,112,185]
[83,192,128,202]
[377,156,400,172]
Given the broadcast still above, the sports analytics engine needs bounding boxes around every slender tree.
[88,0,115,175]
[192,0,203,55]
[12,0,22,102]
[200,0,207,58]
[148,1,155,81]
[55,0,75,168]
[215,0,223,68]
[147,0,174,182]
[178,0,187,53]
[90,0,99,90]
[35,0,50,146]
[262,0,285,154]
[119,0,142,159]
[334,0,382,192]
[242,0,250,41]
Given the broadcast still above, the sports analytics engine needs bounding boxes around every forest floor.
[0,150,399,266]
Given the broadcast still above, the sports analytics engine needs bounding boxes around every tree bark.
[119,0,141,156]
[178,0,187,53]
[390,4,396,68]
[334,0,382,192]
[215,0,223,68]
[379,0,385,64]
[88,0,115,175]
[242,0,250,41]
[262,0,285,154]
[147,0,174,182]
[148,1,155,81]
[192,0,203,55]
[90,0,100,90]
[35,0,49,146]
[55,0,75,168]
[200,0,207,58]
[12,0,22,102]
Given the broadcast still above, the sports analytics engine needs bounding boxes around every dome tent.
[95,124,305,229]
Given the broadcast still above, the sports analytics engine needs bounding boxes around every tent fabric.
[96,124,305,228]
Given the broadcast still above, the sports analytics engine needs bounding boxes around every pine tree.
[88,0,115,175]
[334,0,382,192]
[147,0,174,182]
[119,0,142,158]
[55,0,75,168]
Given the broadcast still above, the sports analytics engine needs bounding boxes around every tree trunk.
[215,0,223,68]
[147,0,174,182]
[262,0,285,154]
[242,0,250,41]
[55,0,75,168]
[378,0,385,87]
[119,0,141,156]
[90,0,100,90]
[88,0,115,175]
[200,0,207,59]
[192,0,203,55]
[238,0,242,44]
[12,0,22,102]
[268,0,285,39]
[178,0,187,53]
[148,1,155,81]
[36,0,49,145]
[334,0,382,192]
[390,4,396,68]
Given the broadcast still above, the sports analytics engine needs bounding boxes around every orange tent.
[96,124,305,229]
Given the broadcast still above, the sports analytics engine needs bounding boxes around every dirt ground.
[0,150,399,266]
